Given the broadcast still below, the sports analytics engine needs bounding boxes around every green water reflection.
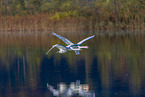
[0,31,145,96]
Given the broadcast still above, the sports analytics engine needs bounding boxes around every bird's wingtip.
[53,32,58,35]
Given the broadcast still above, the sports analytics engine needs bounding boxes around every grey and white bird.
[46,33,95,55]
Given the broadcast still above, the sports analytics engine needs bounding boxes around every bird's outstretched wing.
[75,50,80,55]
[77,35,95,45]
[52,33,74,46]
[46,44,67,55]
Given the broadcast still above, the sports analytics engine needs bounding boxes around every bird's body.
[46,33,95,55]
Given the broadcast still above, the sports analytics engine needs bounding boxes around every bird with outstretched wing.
[46,33,95,55]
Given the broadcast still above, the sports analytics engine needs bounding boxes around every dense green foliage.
[0,0,144,16]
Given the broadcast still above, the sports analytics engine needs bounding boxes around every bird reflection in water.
[47,80,95,97]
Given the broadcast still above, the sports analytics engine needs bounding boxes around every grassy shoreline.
[0,13,144,32]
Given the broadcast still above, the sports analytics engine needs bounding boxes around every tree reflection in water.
[0,31,145,96]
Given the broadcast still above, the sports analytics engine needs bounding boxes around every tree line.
[0,0,144,16]
[0,0,144,31]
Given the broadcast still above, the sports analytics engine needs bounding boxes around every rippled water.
[0,31,145,97]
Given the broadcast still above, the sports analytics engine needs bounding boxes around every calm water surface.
[0,31,145,97]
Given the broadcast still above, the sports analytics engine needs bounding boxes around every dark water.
[0,31,145,97]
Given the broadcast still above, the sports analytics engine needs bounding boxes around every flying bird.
[46,33,95,55]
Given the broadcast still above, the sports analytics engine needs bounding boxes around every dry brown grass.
[0,13,144,32]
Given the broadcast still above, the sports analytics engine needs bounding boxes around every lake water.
[0,31,145,97]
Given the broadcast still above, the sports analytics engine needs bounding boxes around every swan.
[46,33,95,55]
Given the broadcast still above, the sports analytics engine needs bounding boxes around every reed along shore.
[0,13,144,32]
